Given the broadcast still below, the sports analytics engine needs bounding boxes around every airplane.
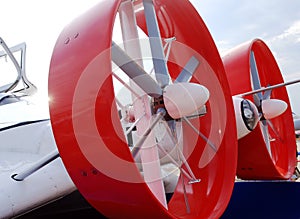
[0,0,299,218]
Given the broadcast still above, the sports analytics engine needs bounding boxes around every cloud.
[266,20,300,77]
[191,1,300,113]
[272,20,300,43]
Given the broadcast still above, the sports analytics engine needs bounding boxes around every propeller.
[250,51,288,120]
[111,41,209,122]
[249,50,287,153]
[114,0,210,211]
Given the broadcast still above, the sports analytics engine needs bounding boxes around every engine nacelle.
[233,96,259,139]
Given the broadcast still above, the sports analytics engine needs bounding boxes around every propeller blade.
[250,51,263,102]
[260,120,272,155]
[143,0,170,88]
[261,99,288,120]
[266,119,282,141]
[163,82,209,119]
[262,86,272,100]
[175,56,200,83]
[253,93,261,108]
[119,0,144,67]
[111,42,163,98]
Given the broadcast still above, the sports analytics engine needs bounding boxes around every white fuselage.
[0,97,75,218]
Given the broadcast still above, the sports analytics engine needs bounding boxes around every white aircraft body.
[0,38,75,218]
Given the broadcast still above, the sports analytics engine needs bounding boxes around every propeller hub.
[261,99,288,120]
[162,82,209,119]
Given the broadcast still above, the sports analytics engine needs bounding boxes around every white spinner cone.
[262,99,288,120]
[163,82,209,119]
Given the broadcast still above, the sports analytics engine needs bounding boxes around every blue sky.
[191,0,300,114]
[1,0,300,113]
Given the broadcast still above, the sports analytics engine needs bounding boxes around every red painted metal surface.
[223,39,297,180]
[48,0,237,218]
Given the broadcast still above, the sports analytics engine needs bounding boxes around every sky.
[1,0,300,114]
[193,0,300,114]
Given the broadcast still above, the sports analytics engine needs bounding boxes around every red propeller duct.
[223,39,297,180]
[48,0,237,218]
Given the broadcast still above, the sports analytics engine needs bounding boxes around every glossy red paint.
[223,39,297,180]
[48,0,237,218]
